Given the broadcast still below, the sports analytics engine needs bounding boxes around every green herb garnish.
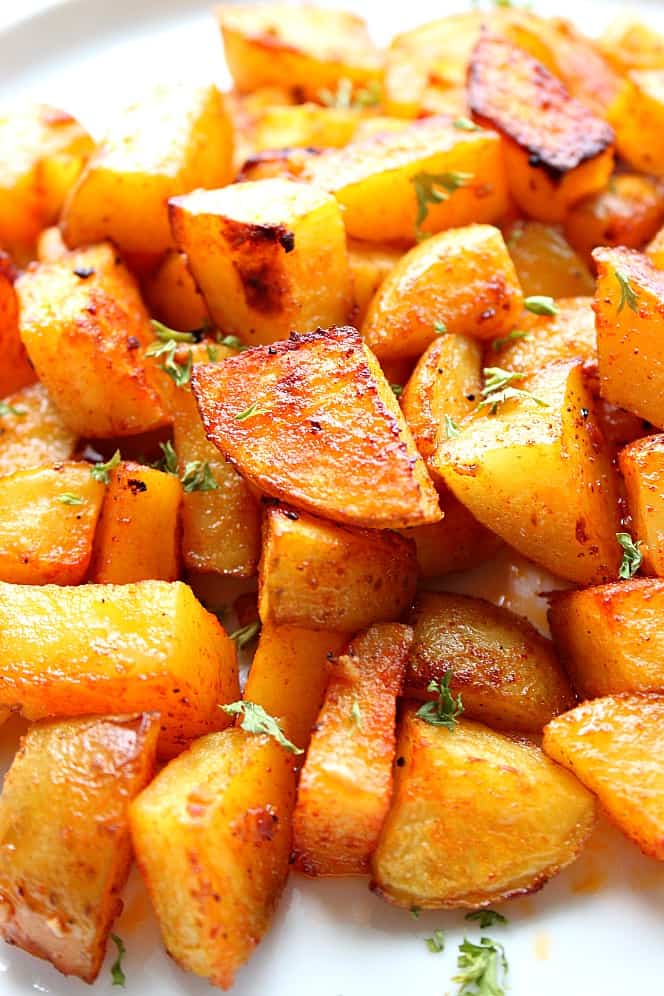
[452,937,508,995]
[444,414,461,439]
[229,620,261,649]
[235,400,269,421]
[0,402,25,418]
[318,78,381,109]
[617,531,642,579]
[146,338,193,387]
[434,321,448,335]
[524,295,558,316]
[150,319,198,344]
[465,910,508,929]
[58,493,84,505]
[411,171,473,241]
[416,672,464,731]
[477,367,547,415]
[218,334,249,352]
[110,933,126,987]
[180,460,217,493]
[615,270,639,314]
[152,440,178,475]
[351,698,363,729]
[426,929,446,954]
[492,330,531,352]
[453,117,479,131]
[90,450,121,485]
[220,701,303,754]
[391,383,404,398]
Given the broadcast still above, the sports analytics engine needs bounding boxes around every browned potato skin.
[192,327,441,530]
[258,505,417,633]
[620,434,664,575]
[544,693,664,860]
[0,382,77,477]
[371,708,596,909]
[0,713,159,982]
[292,623,412,877]
[130,728,296,990]
[504,221,594,298]
[0,252,35,398]
[564,174,664,262]
[407,592,574,732]
[468,36,615,222]
[548,579,664,698]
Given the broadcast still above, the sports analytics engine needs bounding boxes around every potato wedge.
[130,728,295,990]
[0,579,238,755]
[504,221,595,298]
[611,70,664,176]
[0,713,159,982]
[258,505,417,633]
[620,434,664,576]
[0,252,34,398]
[548,579,664,697]
[544,694,664,860]
[362,225,523,361]
[347,240,401,328]
[17,244,170,437]
[89,460,182,583]
[192,326,441,529]
[62,83,233,255]
[399,490,502,578]
[170,179,352,345]
[468,36,614,222]
[371,707,596,908]
[293,623,412,877]
[144,251,209,332]
[491,296,596,375]
[407,592,573,733]
[0,382,77,477]
[433,360,621,585]
[252,103,361,152]
[0,463,104,584]
[564,173,664,262]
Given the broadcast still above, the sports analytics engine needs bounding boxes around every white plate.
[2,2,664,993]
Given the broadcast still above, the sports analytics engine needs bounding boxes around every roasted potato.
[0,463,104,585]
[144,251,209,332]
[504,221,594,298]
[0,579,238,755]
[0,713,159,982]
[468,36,614,222]
[600,15,664,73]
[491,296,596,375]
[293,623,412,877]
[252,103,361,151]
[564,173,664,262]
[36,225,67,262]
[0,382,77,476]
[544,693,664,860]
[170,179,352,345]
[610,70,664,176]
[399,490,502,578]
[620,434,664,576]
[0,252,35,398]
[192,326,441,530]
[407,592,574,732]
[371,707,596,908]
[647,222,664,269]
[548,579,664,697]
[130,728,295,990]
[347,240,401,327]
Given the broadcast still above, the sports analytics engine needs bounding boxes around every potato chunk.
[259,505,417,633]
[468,36,614,222]
[293,623,412,877]
[548,579,664,697]
[544,694,664,860]
[0,463,104,585]
[399,490,502,578]
[144,251,209,332]
[130,728,295,990]
[252,103,361,152]
[620,434,664,576]
[170,179,352,345]
[600,15,664,73]
[0,580,238,755]
[17,244,170,437]
[0,253,34,398]
[371,708,595,908]
[0,382,77,476]
[304,116,508,244]
[504,221,594,298]
[564,173,664,262]
[433,360,621,584]
[89,460,182,583]
[192,326,441,529]
[407,592,573,732]
[611,71,664,176]
[594,246,664,428]
[348,241,401,327]
[0,713,159,982]
[61,83,233,254]
[362,225,523,361]
[491,296,596,375]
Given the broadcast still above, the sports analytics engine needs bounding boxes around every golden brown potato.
[89,460,182,583]
[304,116,509,244]
[293,623,412,877]
[371,707,596,908]
[0,579,238,755]
[593,246,664,428]
[144,251,209,332]
[362,225,523,361]
[0,713,159,982]
[647,222,664,269]
[17,244,170,437]
[252,103,361,151]
[564,173,664,262]
[620,434,664,576]
[548,579,664,697]
[62,83,233,255]
[504,221,595,298]
[600,15,664,73]
[0,463,104,585]
[192,326,441,529]
[258,505,417,633]
[244,624,347,753]
[407,592,574,733]
[399,490,502,578]
[610,71,664,176]
[468,36,614,222]
[217,4,381,99]
[130,728,295,990]
[0,252,35,398]
[433,360,621,585]
[170,179,352,345]
[491,297,596,375]
[36,225,68,262]
[544,693,664,860]
[0,382,77,477]
[347,240,401,327]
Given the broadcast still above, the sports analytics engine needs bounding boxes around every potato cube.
[548,579,664,697]
[620,434,664,576]
[468,36,614,222]
[544,693,664,859]
[62,83,233,255]
[491,296,596,375]
[192,326,441,529]
[170,179,352,345]
[371,707,596,908]
[252,103,361,152]
[0,463,104,585]
[0,382,77,476]
[399,490,502,578]
[144,251,209,332]
[89,460,181,583]
[564,173,664,262]
[347,240,401,327]
[0,579,238,755]
[504,221,594,298]
[130,728,295,989]
[611,70,664,175]
[0,713,159,981]
[17,244,170,437]
[259,505,417,633]
[593,246,664,428]
[0,253,34,397]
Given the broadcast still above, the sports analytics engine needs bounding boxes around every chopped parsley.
[0,402,25,418]
[465,910,508,929]
[616,531,642,579]
[411,171,474,241]
[318,78,381,109]
[452,937,508,996]
[391,383,404,398]
[229,619,261,649]
[444,414,461,439]
[110,933,126,987]
[218,334,249,352]
[453,117,479,131]
[90,450,121,485]
[146,338,193,387]
[410,905,422,920]
[152,440,178,475]
[492,330,531,352]
[220,701,303,754]
[206,343,219,362]
[235,400,269,421]
[416,672,464,731]
[58,493,84,505]
[180,460,217,493]
[150,319,198,344]
[426,929,446,954]
[524,295,558,316]
[477,367,547,415]
[351,698,363,729]
[615,270,639,314]
[434,321,448,335]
